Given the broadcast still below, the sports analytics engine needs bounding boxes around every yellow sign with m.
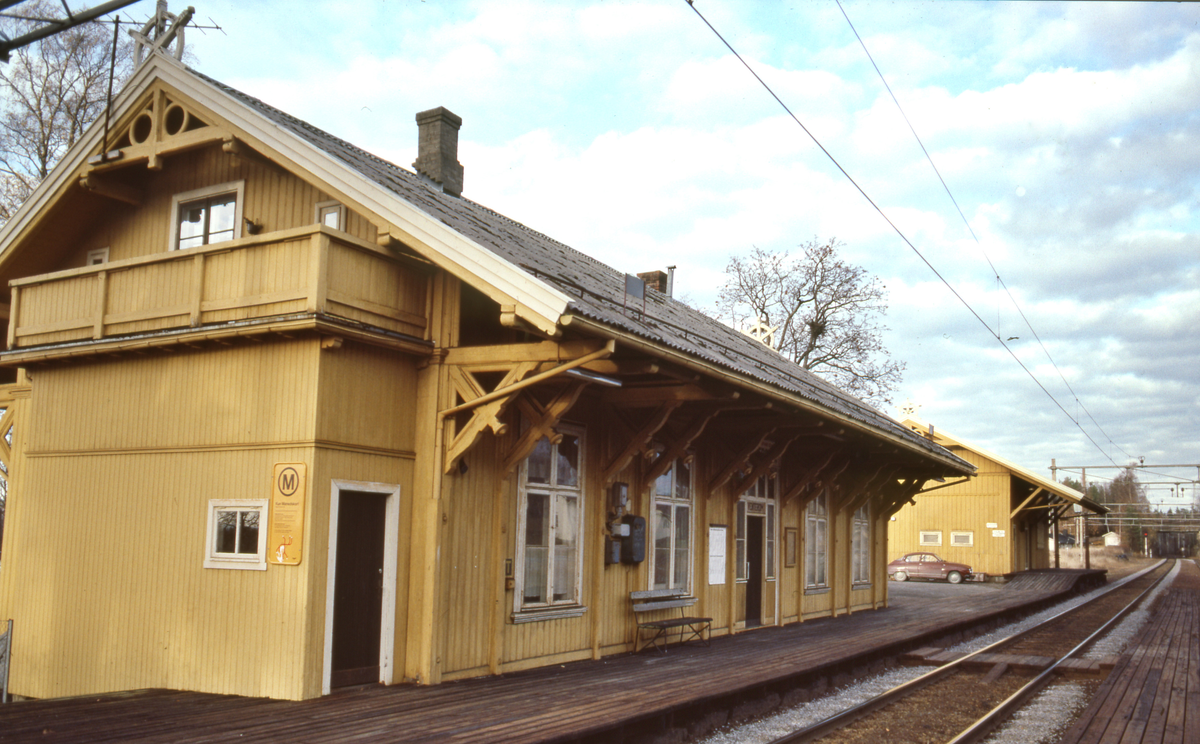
[269,463,306,565]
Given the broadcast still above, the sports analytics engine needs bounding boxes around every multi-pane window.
[169,181,243,252]
[652,459,693,592]
[735,475,776,582]
[177,193,237,249]
[851,504,871,585]
[204,499,268,570]
[805,492,828,588]
[517,427,584,611]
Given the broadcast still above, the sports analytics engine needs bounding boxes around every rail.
[769,560,1171,744]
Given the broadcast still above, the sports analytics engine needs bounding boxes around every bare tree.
[0,1,132,222]
[716,238,904,407]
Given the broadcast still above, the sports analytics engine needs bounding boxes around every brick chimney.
[413,107,464,197]
[637,266,675,297]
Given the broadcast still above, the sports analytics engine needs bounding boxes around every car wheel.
[947,571,962,584]
[893,570,907,582]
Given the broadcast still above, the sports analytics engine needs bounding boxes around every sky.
[118,0,1199,507]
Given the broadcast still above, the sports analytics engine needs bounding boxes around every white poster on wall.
[709,525,727,585]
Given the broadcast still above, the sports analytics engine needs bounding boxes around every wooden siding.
[67,144,378,268]
[889,447,1016,576]
[0,340,331,700]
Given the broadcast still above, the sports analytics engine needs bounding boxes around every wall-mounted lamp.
[243,217,262,235]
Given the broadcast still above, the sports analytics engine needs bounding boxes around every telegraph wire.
[835,0,1133,464]
[682,0,1119,466]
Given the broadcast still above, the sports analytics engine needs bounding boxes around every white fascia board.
[150,61,572,337]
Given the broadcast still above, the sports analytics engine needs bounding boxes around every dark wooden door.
[745,516,764,627]
[330,491,386,688]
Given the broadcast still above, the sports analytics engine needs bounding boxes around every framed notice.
[708,525,727,585]
[268,463,306,565]
[785,528,798,568]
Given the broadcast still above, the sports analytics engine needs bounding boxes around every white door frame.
[323,479,400,695]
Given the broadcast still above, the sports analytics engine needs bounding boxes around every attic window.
[169,181,244,251]
[316,201,345,231]
[87,247,109,265]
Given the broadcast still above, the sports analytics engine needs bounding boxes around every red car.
[888,552,973,584]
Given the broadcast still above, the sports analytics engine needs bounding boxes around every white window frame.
[169,180,245,252]
[513,424,586,622]
[650,457,694,593]
[315,200,346,231]
[204,499,268,570]
[950,530,974,547]
[805,491,829,589]
[87,247,109,265]
[321,480,400,696]
[851,503,871,585]
[920,530,943,546]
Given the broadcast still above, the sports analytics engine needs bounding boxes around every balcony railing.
[7,225,428,351]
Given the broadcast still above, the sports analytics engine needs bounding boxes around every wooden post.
[6,286,18,350]
[1053,512,1060,568]
[404,273,459,685]
[307,231,330,314]
[93,270,108,339]
[189,253,205,326]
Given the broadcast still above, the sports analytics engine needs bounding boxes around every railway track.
[766,560,1174,744]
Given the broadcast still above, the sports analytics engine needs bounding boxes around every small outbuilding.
[889,419,1107,577]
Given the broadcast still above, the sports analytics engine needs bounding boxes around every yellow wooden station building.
[0,52,974,701]
[889,418,1106,578]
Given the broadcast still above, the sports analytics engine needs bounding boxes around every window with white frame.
[652,458,693,592]
[920,530,942,546]
[735,474,776,582]
[805,491,828,588]
[170,181,244,251]
[87,247,109,265]
[950,530,974,547]
[515,426,585,617]
[316,200,346,230]
[204,499,268,570]
[852,504,871,584]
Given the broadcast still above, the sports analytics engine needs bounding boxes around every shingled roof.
[184,66,969,470]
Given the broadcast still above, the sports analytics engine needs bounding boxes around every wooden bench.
[631,590,712,653]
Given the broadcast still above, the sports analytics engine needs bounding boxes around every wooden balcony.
[5,225,430,360]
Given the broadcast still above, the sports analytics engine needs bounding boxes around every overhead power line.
[682,0,1118,466]
[834,0,1133,465]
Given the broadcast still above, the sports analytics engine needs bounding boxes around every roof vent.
[413,106,464,196]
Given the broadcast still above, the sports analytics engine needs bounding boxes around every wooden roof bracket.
[440,340,614,473]
[641,406,721,491]
[781,450,837,507]
[914,475,972,495]
[1010,486,1047,519]
[498,381,589,477]
[708,426,779,496]
[736,432,803,495]
[78,174,142,206]
[601,401,681,485]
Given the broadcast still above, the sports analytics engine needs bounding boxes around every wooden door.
[330,491,387,688]
[745,516,764,627]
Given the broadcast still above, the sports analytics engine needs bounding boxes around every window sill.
[511,605,588,624]
[851,582,873,589]
[804,586,830,595]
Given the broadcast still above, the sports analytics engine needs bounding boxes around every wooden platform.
[1059,560,1200,744]
[0,570,1111,743]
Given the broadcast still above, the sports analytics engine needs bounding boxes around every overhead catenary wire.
[834,0,1133,464]
[682,0,1118,466]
